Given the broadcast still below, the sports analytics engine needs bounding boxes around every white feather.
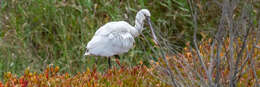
[85,21,136,56]
[84,9,151,57]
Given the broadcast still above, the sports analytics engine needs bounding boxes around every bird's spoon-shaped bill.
[147,18,159,45]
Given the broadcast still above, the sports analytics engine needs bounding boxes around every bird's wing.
[94,21,136,36]
[85,21,136,56]
[86,31,135,56]
[108,31,135,50]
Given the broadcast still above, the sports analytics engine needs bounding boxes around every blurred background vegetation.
[0,0,195,78]
[1,0,259,80]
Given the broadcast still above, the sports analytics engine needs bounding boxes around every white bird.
[84,9,158,68]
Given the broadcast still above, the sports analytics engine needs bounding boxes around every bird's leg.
[95,57,98,65]
[108,57,111,69]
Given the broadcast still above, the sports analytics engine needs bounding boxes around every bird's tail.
[84,49,90,56]
[84,52,90,56]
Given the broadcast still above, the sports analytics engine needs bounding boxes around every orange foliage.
[152,37,260,86]
[1,65,170,87]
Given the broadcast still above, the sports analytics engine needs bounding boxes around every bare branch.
[232,4,252,85]
[188,0,212,86]
[251,20,260,87]
[141,32,178,86]
[221,0,236,86]
[208,39,216,82]
[215,42,222,86]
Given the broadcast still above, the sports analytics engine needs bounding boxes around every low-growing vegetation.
[151,38,260,86]
[0,0,259,86]
[0,0,191,78]
[1,65,170,87]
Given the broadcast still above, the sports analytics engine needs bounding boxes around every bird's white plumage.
[85,21,136,56]
[85,9,152,57]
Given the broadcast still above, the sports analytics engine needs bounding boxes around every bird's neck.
[134,13,146,36]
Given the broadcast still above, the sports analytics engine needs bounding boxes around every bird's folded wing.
[85,32,135,56]
[108,32,135,50]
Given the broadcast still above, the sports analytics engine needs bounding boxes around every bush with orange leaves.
[150,37,260,87]
[146,0,260,86]
[0,65,170,87]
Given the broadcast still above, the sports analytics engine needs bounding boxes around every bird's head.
[136,9,158,45]
[136,9,151,21]
[139,9,151,17]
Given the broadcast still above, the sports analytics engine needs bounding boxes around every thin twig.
[208,39,216,85]
[188,0,212,86]
[222,0,236,86]
[251,20,260,87]
[215,42,222,86]
[142,23,178,87]
[188,44,207,86]
[232,10,251,85]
